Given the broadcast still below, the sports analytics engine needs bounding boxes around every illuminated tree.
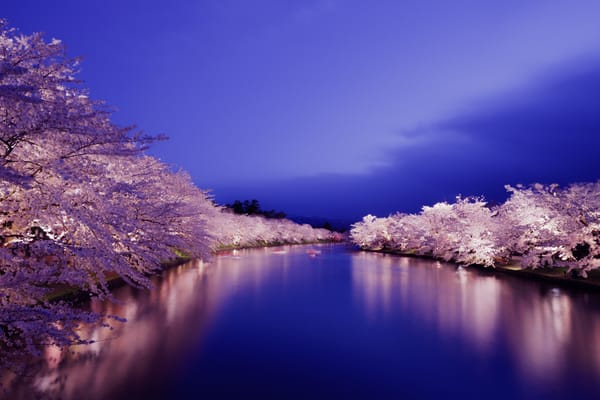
[351,182,600,273]
[0,19,344,370]
[0,21,209,365]
[500,183,600,276]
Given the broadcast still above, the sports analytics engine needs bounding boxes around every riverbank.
[45,258,190,303]
[361,248,600,292]
[215,239,342,252]
[47,240,344,302]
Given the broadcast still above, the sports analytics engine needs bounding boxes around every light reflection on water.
[30,259,221,399]
[6,247,297,399]
[351,251,600,383]
[5,244,600,399]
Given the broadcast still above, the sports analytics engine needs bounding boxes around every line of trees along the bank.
[350,183,600,276]
[0,20,340,370]
[225,199,287,219]
[224,200,348,232]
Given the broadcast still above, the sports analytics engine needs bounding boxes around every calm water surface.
[6,244,600,399]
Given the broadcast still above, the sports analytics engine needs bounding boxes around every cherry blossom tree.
[207,208,337,249]
[351,182,600,273]
[0,21,210,369]
[0,19,346,373]
[351,198,505,267]
[350,214,394,250]
[500,183,600,276]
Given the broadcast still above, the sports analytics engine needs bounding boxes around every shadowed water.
[5,244,600,399]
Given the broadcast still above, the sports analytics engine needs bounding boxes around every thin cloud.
[214,55,600,220]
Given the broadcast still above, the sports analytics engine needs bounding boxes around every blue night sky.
[4,1,600,222]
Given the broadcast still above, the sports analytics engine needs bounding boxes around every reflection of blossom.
[4,247,300,399]
[351,251,600,384]
[7,245,600,398]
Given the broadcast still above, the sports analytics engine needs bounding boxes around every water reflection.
[351,251,600,383]
[5,246,299,400]
[6,245,600,398]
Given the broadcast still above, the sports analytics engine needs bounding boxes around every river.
[5,243,600,399]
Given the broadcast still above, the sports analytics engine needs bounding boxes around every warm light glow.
[351,251,600,382]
